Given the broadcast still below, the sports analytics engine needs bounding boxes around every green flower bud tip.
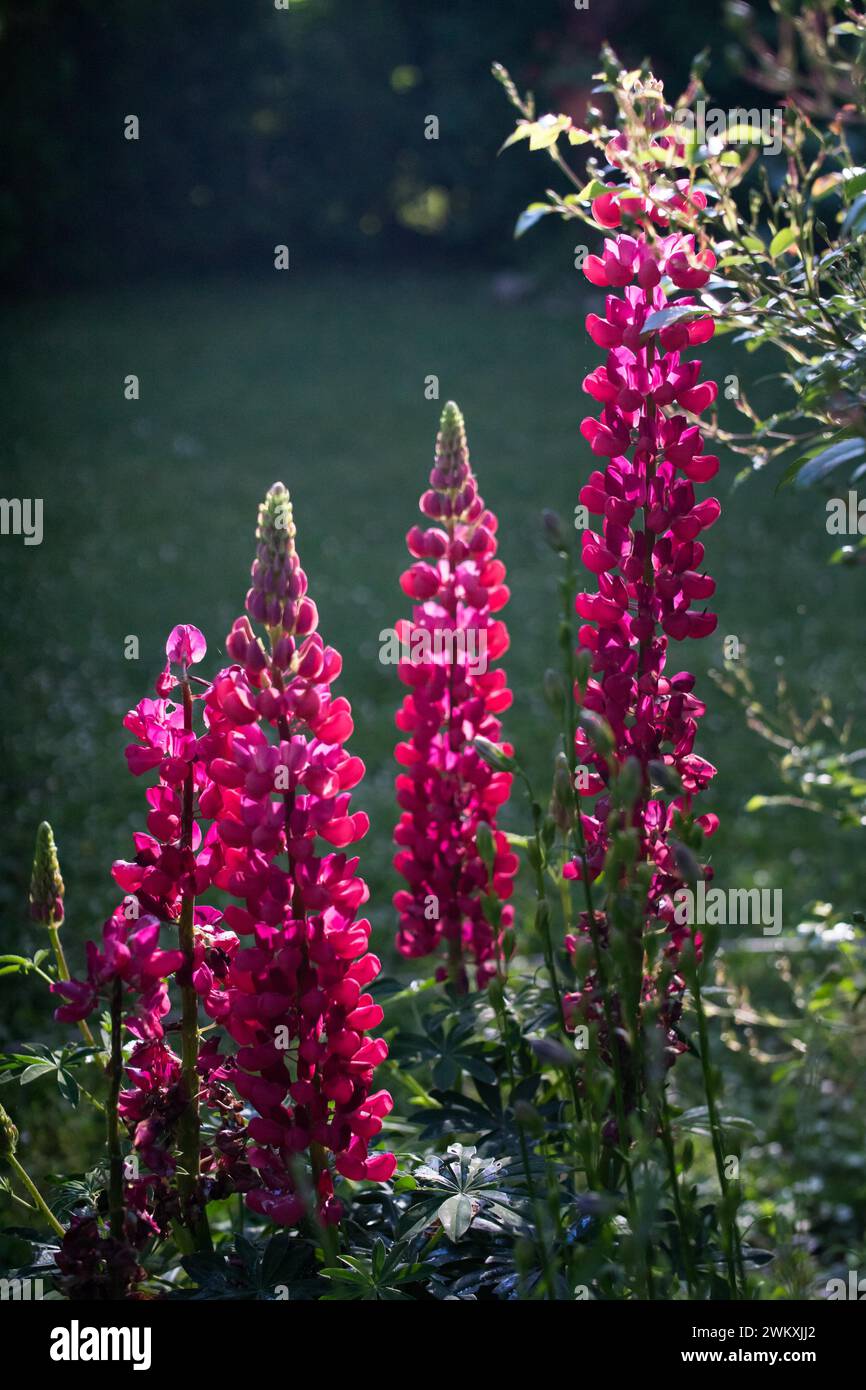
[648,758,683,794]
[257,482,296,562]
[578,708,614,757]
[615,756,644,807]
[473,736,516,773]
[543,668,565,709]
[491,62,524,115]
[439,400,464,441]
[512,1099,545,1136]
[672,838,703,886]
[29,821,64,926]
[436,401,469,483]
[475,820,496,873]
[0,1101,18,1158]
[542,509,567,552]
[551,753,574,828]
[574,648,592,688]
[529,1037,576,1071]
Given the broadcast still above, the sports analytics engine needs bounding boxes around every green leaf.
[457,1054,497,1085]
[793,438,866,489]
[497,123,533,155]
[725,123,775,145]
[57,1069,79,1107]
[19,1062,56,1085]
[432,1056,457,1090]
[769,226,798,259]
[567,178,607,206]
[260,1233,310,1289]
[0,1233,34,1267]
[812,172,844,201]
[513,203,553,239]
[678,1106,755,1136]
[829,537,866,565]
[642,304,709,335]
[740,1247,775,1267]
[319,1265,364,1281]
[437,1193,473,1242]
[842,194,866,235]
[527,115,570,150]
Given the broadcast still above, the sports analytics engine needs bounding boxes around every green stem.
[7,1152,64,1239]
[558,552,598,928]
[556,546,605,1198]
[575,853,648,1293]
[521,779,568,1038]
[0,955,54,985]
[310,1141,339,1267]
[692,969,743,1298]
[493,986,557,1299]
[107,976,125,1241]
[660,1088,698,1297]
[174,674,211,1253]
[380,977,438,1010]
[521,773,594,1209]
[557,547,634,1202]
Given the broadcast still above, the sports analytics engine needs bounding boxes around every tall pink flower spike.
[198,483,395,1226]
[393,402,518,991]
[564,120,721,1072]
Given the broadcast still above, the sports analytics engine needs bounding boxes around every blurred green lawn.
[1,266,863,1055]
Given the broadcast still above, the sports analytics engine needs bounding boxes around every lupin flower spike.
[29,821,65,926]
[29,820,94,1042]
[563,106,721,1077]
[199,482,396,1228]
[393,402,518,991]
[0,1100,18,1157]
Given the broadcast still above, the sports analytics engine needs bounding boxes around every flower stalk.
[199,483,396,1231]
[690,962,745,1298]
[30,822,94,1046]
[0,1100,65,1239]
[393,402,517,991]
[174,670,211,1253]
[106,976,125,1242]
